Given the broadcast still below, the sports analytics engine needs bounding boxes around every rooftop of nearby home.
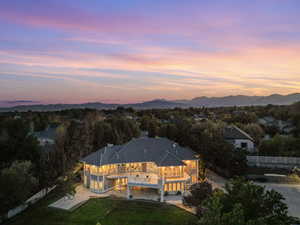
[223,125,254,141]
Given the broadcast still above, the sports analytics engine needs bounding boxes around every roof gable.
[224,126,254,141]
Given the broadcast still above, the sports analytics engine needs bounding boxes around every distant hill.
[0,93,299,112]
[125,99,184,109]
[175,93,300,107]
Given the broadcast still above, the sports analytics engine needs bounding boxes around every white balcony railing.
[127,173,159,185]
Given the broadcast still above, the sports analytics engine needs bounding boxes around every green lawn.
[6,191,197,225]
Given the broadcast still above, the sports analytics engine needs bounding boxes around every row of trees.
[259,135,300,157]
[0,119,41,215]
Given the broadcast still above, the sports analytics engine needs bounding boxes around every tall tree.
[199,178,299,225]
[0,161,38,215]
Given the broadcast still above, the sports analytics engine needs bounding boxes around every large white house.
[224,125,255,152]
[81,137,200,202]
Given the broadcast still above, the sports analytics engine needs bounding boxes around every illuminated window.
[177,182,181,191]
[191,175,197,183]
[164,184,168,191]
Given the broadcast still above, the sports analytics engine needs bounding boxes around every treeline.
[0,119,41,215]
[259,135,300,157]
[0,113,140,215]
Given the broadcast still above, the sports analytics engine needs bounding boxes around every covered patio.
[113,187,160,201]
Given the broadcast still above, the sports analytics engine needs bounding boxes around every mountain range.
[1,93,300,112]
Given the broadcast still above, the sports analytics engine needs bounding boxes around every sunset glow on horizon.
[0,0,300,106]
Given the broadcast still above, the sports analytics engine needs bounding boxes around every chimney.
[173,143,178,154]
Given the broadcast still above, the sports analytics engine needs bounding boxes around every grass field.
[6,190,197,225]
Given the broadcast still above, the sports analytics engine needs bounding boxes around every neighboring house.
[258,116,277,127]
[258,117,295,134]
[224,125,255,152]
[81,137,200,202]
[193,113,208,122]
[278,121,295,134]
[13,115,21,120]
[232,110,247,115]
[33,126,57,146]
[124,114,138,121]
[161,119,171,124]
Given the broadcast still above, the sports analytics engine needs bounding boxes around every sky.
[0,0,300,106]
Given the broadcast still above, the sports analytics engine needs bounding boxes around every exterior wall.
[233,139,255,152]
[247,156,300,169]
[184,160,198,183]
[83,159,199,194]
[159,166,184,178]
[164,182,184,193]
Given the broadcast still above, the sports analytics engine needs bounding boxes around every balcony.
[165,172,190,183]
[106,172,162,188]
[128,173,162,188]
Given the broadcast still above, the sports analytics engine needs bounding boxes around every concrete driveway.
[206,169,300,218]
[259,183,300,218]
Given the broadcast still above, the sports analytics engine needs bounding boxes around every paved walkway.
[165,195,196,214]
[49,185,109,211]
[206,169,226,190]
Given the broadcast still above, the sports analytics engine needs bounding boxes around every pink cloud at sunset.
[0,0,299,105]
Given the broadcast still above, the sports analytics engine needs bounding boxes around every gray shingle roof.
[33,127,57,140]
[156,152,185,166]
[81,137,197,167]
[224,125,254,141]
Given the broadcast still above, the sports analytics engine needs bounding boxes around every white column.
[160,187,164,202]
[196,160,199,182]
[160,179,165,202]
[97,175,100,193]
[83,163,86,187]
[127,185,131,199]
[104,175,106,191]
